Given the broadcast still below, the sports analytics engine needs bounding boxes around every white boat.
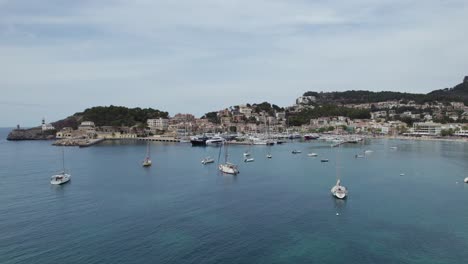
[292,150,301,154]
[355,154,364,158]
[201,157,214,164]
[142,142,152,167]
[364,150,373,154]
[390,146,397,150]
[219,162,239,174]
[266,154,272,159]
[50,172,71,185]
[307,153,318,157]
[243,152,251,157]
[331,179,348,199]
[331,145,347,199]
[244,158,255,162]
[464,177,468,183]
[51,148,71,185]
[206,136,226,145]
[219,143,239,175]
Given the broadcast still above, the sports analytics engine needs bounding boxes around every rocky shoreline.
[7,128,56,141]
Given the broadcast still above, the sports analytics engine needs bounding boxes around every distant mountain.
[302,76,468,105]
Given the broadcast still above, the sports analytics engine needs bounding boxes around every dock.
[53,138,106,147]
[138,136,180,142]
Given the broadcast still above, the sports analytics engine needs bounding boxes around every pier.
[138,136,180,142]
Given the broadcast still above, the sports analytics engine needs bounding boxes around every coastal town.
[24,95,467,147]
[7,76,468,146]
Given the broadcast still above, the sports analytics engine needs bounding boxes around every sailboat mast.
[224,142,228,163]
[62,147,65,172]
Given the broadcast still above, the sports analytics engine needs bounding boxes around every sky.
[0,0,467,127]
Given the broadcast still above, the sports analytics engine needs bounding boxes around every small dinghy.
[201,156,214,164]
[307,153,318,157]
[292,150,301,154]
[244,158,255,162]
[321,159,329,162]
[355,154,364,158]
[266,154,272,159]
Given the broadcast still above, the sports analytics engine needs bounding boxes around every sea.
[1,127,468,264]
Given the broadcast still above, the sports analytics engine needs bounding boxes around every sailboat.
[50,147,71,185]
[331,146,347,199]
[142,142,152,167]
[243,143,252,157]
[219,142,239,175]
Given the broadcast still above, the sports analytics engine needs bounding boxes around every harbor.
[1,133,468,264]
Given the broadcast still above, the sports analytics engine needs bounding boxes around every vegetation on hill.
[74,106,168,127]
[302,76,468,105]
[287,105,371,126]
[202,111,220,124]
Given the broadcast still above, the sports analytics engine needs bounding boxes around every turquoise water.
[1,128,468,263]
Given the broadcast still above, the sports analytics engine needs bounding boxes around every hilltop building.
[147,118,169,131]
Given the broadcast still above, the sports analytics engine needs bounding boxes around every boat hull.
[331,185,347,199]
[219,164,239,175]
[50,174,71,185]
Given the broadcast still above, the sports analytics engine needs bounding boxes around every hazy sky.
[1,0,467,127]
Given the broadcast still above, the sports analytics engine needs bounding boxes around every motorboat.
[321,159,329,162]
[190,135,209,146]
[464,177,468,183]
[201,157,215,164]
[50,172,71,185]
[244,158,255,162]
[243,152,251,157]
[206,136,226,145]
[331,179,347,199]
[266,154,272,159]
[364,150,373,154]
[390,146,398,150]
[292,150,301,154]
[355,154,364,158]
[307,153,318,157]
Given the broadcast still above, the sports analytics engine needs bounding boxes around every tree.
[441,128,454,136]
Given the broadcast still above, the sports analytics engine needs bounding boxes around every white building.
[239,105,253,117]
[412,122,442,136]
[78,121,96,132]
[147,118,169,131]
[455,130,468,137]
[296,95,316,105]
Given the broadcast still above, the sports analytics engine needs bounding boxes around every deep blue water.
[1,130,468,264]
